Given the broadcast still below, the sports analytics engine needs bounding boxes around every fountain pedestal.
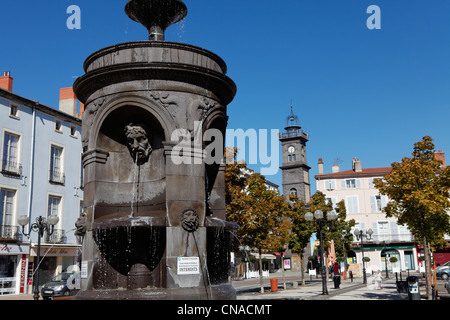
[73,0,237,300]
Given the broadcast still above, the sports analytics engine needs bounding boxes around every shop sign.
[30,247,79,257]
[19,255,27,294]
[0,243,29,255]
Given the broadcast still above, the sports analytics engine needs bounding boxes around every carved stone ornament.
[124,123,152,163]
[75,213,87,237]
[180,208,199,232]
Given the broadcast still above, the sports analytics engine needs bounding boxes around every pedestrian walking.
[375,271,383,290]
[332,261,341,289]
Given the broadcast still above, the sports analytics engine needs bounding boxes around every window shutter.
[372,222,378,241]
[341,180,346,189]
[370,195,376,213]
[390,221,399,242]
[356,179,361,188]
[381,195,388,208]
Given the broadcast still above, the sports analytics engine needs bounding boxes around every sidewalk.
[235,272,409,300]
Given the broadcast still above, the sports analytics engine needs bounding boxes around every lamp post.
[305,209,337,295]
[18,215,59,300]
[379,240,390,278]
[354,228,373,284]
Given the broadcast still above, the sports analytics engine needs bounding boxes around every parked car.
[436,261,450,272]
[436,268,450,280]
[41,272,78,300]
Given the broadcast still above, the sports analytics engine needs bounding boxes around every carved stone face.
[124,123,152,163]
[181,209,199,232]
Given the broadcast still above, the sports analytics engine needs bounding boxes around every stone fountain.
[73,0,237,300]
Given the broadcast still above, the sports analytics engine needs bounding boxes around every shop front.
[28,244,81,293]
[0,243,29,295]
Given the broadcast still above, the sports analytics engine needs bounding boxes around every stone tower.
[279,106,311,203]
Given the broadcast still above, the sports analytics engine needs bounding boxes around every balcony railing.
[1,160,22,177]
[49,169,65,185]
[278,129,309,140]
[353,233,415,245]
[45,229,66,244]
[0,225,21,242]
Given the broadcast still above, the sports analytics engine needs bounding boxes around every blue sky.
[1,0,450,193]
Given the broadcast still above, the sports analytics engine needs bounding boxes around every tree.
[374,136,450,300]
[288,192,355,284]
[288,196,313,286]
[225,155,292,293]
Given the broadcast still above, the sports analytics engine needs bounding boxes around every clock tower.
[279,106,311,203]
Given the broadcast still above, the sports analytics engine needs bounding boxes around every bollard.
[406,276,420,300]
[270,278,278,292]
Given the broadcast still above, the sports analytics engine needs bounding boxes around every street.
[233,270,450,300]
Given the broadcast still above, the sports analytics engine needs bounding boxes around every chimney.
[59,87,78,117]
[0,71,13,91]
[332,163,339,173]
[318,158,324,175]
[352,158,362,172]
[434,150,446,169]
[79,102,85,119]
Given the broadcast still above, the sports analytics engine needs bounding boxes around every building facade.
[315,157,419,275]
[0,72,83,295]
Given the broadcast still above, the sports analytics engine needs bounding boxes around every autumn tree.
[288,196,313,286]
[301,192,355,278]
[374,136,450,300]
[225,154,292,293]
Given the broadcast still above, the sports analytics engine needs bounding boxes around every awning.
[250,253,276,260]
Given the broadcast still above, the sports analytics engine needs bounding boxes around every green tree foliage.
[374,136,450,299]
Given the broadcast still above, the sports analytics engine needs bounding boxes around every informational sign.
[284,258,291,270]
[81,261,88,279]
[19,254,27,294]
[177,257,200,275]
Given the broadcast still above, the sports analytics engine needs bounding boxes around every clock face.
[288,146,295,153]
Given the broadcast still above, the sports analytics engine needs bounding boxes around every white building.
[0,72,83,295]
[315,157,418,274]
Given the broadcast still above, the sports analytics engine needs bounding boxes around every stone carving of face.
[124,123,152,163]
[181,209,199,232]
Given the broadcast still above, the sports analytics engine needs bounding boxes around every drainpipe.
[25,102,37,235]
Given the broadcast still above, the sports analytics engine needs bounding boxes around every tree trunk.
[281,253,286,290]
[423,235,432,300]
[420,212,432,300]
[300,253,306,287]
[258,247,264,294]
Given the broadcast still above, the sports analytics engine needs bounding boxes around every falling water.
[130,154,140,217]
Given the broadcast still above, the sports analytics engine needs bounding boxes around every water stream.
[130,155,140,217]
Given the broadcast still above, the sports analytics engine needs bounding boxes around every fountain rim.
[82,41,229,75]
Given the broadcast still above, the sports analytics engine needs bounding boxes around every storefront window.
[0,256,17,295]
[36,256,56,286]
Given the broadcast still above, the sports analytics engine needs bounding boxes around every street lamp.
[377,240,391,278]
[18,215,59,300]
[305,209,337,295]
[354,228,373,284]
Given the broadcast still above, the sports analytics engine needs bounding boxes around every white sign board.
[177,257,200,275]
[81,261,88,279]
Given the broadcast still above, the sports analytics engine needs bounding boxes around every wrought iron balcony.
[1,160,22,177]
[0,225,21,242]
[49,169,65,185]
[45,229,66,244]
